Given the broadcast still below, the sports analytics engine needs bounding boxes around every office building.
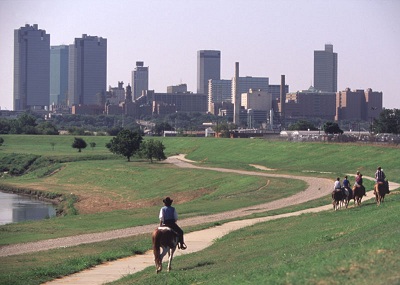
[241,89,272,111]
[68,34,107,107]
[50,45,69,105]
[141,90,207,114]
[167,84,187,93]
[208,79,232,113]
[284,87,336,120]
[335,88,382,121]
[269,84,289,101]
[197,50,221,95]
[106,81,125,105]
[13,24,50,111]
[132,61,149,100]
[314,44,338,92]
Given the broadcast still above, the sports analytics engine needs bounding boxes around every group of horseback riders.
[159,167,389,251]
[332,166,389,199]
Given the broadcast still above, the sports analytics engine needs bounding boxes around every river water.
[0,191,57,225]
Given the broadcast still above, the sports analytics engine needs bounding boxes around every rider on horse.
[354,171,366,196]
[342,175,352,198]
[374,166,389,195]
[159,197,187,250]
[333,177,341,193]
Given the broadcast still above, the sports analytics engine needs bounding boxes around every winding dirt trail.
[2,155,398,285]
[1,155,332,257]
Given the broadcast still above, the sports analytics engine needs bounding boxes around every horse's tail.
[152,229,161,264]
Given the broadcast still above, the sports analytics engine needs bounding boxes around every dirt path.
[0,155,333,257]
[0,155,400,285]
[3,155,399,284]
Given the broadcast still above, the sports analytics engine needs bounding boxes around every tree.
[50,142,56,150]
[89,142,96,150]
[36,121,59,135]
[213,121,233,138]
[106,129,143,161]
[323,121,343,134]
[72,137,87,152]
[288,120,318,131]
[0,119,11,134]
[373,108,400,134]
[0,137,4,147]
[140,139,166,163]
[153,122,173,136]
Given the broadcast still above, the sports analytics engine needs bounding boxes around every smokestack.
[233,62,240,125]
[280,75,285,129]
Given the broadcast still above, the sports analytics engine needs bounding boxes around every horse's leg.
[157,246,169,273]
[167,247,176,272]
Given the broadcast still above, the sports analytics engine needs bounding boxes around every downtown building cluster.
[12,24,383,129]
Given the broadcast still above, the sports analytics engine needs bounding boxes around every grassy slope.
[0,135,399,285]
[110,192,400,285]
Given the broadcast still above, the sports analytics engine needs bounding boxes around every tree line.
[72,130,166,163]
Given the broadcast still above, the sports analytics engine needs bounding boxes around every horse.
[353,185,365,206]
[332,189,345,211]
[152,226,179,273]
[342,187,353,208]
[374,181,390,206]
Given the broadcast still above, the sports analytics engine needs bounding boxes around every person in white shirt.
[159,197,187,250]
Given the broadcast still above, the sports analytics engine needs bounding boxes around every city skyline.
[1,0,399,111]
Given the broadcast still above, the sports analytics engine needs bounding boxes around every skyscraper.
[13,24,50,111]
[68,34,107,106]
[197,50,221,95]
[50,45,69,105]
[131,61,149,100]
[314,44,338,92]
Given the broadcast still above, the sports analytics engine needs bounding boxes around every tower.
[314,44,337,92]
[280,75,286,128]
[131,61,149,100]
[68,34,107,106]
[233,62,240,125]
[50,45,69,105]
[13,24,50,111]
[197,50,221,95]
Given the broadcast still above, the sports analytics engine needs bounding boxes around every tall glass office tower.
[314,44,338,92]
[13,24,50,111]
[50,45,69,105]
[197,50,221,95]
[68,34,107,106]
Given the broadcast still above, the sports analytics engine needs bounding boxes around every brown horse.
[152,227,179,273]
[374,181,390,206]
[353,185,365,206]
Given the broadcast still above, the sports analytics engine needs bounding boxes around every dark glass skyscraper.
[68,34,107,106]
[13,24,50,111]
[314,44,338,92]
[197,50,221,95]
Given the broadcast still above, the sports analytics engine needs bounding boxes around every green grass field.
[109,193,400,285]
[0,135,399,285]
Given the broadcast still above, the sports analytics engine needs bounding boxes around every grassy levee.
[108,192,400,285]
[0,135,399,285]
[159,137,400,179]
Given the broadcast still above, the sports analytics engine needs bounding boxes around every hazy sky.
[1,0,399,110]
